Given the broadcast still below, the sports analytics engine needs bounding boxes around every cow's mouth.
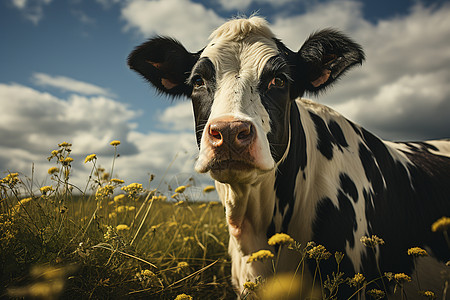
[207,159,255,172]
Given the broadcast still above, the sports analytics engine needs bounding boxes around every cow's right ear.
[127,37,200,97]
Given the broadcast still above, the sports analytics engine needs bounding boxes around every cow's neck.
[216,172,276,254]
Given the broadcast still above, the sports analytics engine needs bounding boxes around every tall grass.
[1,141,234,299]
[1,141,449,299]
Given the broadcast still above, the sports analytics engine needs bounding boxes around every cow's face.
[128,17,364,184]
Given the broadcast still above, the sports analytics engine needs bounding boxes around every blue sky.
[1,0,450,193]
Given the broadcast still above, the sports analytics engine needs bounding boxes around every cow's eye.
[193,76,205,88]
[268,76,286,90]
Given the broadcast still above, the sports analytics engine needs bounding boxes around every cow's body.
[128,17,450,298]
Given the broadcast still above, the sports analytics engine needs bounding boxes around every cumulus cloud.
[121,0,225,51]
[32,73,115,97]
[157,101,194,132]
[216,0,299,12]
[0,82,209,194]
[11,0,52,24]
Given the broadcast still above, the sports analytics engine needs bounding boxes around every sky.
[1,0,450,195]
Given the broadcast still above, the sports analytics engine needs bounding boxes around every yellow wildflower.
[58,142,72,147]
[174,294,192,300]
[84,154,97,163]
[116,205,127,213]
[407,247,428,257]
[95,185,114,199]
[419,290,436,299]
[243,281,258,291]
[174,185,186,193]
[175,200,185,206]
[108,212,117,219]
[203,185,215,193]
[366,289,385,300]
[110,178,124,184]
[18,197,33,206]
[1,173,19,185]
[307,244,332,260]
[247,250,274,263]
[360,235,385,248]
[116,224,130,231]
[177,261,189,268]
[199,203,207,209]
[183,236,194,242]
[61,157,74,164]
[114,194,126,202]
[431,217,450,232]
[268,233,294,246]
[141,269,155,278]
[40,185,53,195]
[127,205,135,212]
[48,167,59,175]
[394,273,411,283]
[110,140,121,146]
[121,182,143,194]
[171,193,179,199]
[349,273,365,287]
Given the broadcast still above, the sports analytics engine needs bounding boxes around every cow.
[128,16,450,298]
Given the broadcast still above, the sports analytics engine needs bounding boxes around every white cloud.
[11,0,52,25]
[0,82,211,195]
[157,101,194,132]
[32,73,115,97]
[216,0,299,12]
[121,0,225,51]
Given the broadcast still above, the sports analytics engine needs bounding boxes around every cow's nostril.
[237,125,252,141]
[210,129,221,139]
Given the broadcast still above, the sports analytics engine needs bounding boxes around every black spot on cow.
[329,120,349,149]
[309,112,334,159]
[272,103,307,235]
[339,173,358,203]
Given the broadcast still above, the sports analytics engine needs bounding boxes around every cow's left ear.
[128,37,200,98]
[295,29,365,94]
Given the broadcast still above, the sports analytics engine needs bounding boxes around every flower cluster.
[247,250,274,263]
[307,244,331,260]
[84,154,97,164]
[95,185,114,200]
[366,289,385,300]
[407,247,428,257]
[116,224,130,231]
[174,294,192,300]
[1,173,19,186]
[360,235,385,248]
[393,273,411,283]
[203,185,215,193]
[243,281,258,291]
[48,167,59,175]
[431,216,450,232]
[268,233,294,246]
[110,140,121,146]
[121,183,143,196]
[348,273,365,287]
[40,185,54,195]
[174,185,186,193]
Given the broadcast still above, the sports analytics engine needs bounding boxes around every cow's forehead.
[200,17,280,79]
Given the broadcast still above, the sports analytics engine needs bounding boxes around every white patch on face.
[194,27,281,175]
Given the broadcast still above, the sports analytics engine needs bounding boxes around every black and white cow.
[128,17,450,298]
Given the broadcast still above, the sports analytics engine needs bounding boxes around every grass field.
[1,141,449,299]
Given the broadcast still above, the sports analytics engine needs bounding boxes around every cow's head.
[128,17,364,184]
